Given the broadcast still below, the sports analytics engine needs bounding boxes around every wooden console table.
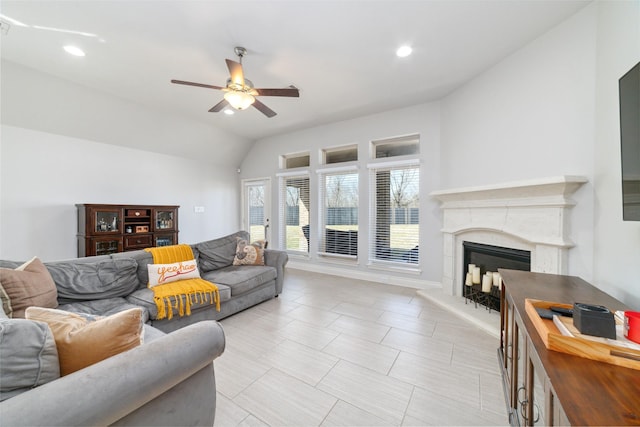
[498,269,640,426]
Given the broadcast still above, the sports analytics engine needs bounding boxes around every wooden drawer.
[126,209,150,218]
[124,234,152,249]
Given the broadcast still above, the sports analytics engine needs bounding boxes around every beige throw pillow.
[25,307,144,376]
[147,259,200,287]
[233,239,266,266]
[0,257,58,318]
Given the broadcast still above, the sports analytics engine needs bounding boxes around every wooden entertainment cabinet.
[499,269,639,426]
[76,204,179,257]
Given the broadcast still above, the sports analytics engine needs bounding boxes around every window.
[279,174,310,253]
[323,145,358,164]
[369,162,419,265]
[281,152,310,169]
[372,135,419,159]
[318,168,358,257]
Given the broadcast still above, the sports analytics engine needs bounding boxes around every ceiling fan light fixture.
[224,90,255,110]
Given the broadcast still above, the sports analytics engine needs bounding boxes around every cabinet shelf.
[77,204,179,257]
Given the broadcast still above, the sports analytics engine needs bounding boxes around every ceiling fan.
[171,47,299,118]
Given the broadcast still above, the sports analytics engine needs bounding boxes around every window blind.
[319,170,358,257]
[369,165,419,264]
[280,175,310,253]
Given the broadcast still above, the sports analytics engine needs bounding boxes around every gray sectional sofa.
[0,230,288,426]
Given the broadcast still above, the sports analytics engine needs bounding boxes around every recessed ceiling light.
[224,109,234,115]
[63,45,85,57]
[396,45,412,58]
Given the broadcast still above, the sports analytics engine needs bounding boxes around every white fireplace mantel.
[430,176,588,296]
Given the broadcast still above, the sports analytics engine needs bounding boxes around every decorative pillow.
[233,239,266,266]
[0,257,58,318]
[25,307,144,376]
[0,318,60,401]
[147,259,201,288]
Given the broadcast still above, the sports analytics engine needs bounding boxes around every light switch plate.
[194,206,205,213]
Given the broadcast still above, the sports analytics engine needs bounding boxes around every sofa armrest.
[0,321,225,427]
[264,249,288,294]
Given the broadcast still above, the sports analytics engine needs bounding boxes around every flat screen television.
[619,60,640,221]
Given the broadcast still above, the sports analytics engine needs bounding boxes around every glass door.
[242,178,271,244]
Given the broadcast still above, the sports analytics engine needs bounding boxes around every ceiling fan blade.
[254,86,300,97]
[171,79,224,90]
[208,99,229,113]
[226,59,245,86]
[252,99,277,118]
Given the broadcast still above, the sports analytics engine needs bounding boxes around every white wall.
[0,125,240,261]
[241,103,442,287]
[593,0,640,308]
[440,4,597,282]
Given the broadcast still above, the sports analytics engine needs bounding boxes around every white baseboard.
[286,260,442,290]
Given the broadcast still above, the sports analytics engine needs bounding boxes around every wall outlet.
[194,206,205,213]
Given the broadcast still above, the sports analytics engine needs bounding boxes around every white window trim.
[276,169,310,177]
[366,158,420,169]
[315,164,359,174]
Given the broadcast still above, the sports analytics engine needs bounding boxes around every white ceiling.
[1,0,590,142]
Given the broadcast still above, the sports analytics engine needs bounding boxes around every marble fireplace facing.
[431,176,588,298]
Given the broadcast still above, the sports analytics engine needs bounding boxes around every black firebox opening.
[462,241,531,311]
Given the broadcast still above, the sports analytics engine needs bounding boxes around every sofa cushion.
[201,265,276,297]
[58,297,151,323]
[126,285,231,320]
[0,257,58,318]
[111,250,154,289]
[196,231,250,272]
[0,318,60,401]
[45,258,139,304]
[26,307,144,376]
[233,239,266,266]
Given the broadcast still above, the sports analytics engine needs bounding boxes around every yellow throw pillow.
[233,239,266,266]
[0,257,58,318]
[25,307,143,376]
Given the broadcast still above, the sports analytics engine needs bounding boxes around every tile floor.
[214,268,509,426]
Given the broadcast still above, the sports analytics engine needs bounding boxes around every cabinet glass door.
[514,320,527,426]
[529,351,547,426]
[155,210,175,231]
[155,234,176,247]
[93,237,122,256]
[94,208,121,233]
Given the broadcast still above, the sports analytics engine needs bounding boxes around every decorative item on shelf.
[125,226,133,234]
[135,226,149,233]
[625,311,640,344]
[111,217,117,231]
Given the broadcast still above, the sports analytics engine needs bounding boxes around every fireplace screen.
[462,241,531,311]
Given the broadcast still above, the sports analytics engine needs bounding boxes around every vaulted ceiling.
[1,1,590,143]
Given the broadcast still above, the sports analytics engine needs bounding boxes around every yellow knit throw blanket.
[145,244,220,320]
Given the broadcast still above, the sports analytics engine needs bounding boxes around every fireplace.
[463,241,531,310]
[431,176,588,299]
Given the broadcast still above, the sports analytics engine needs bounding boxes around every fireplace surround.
[431,176,587,298]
